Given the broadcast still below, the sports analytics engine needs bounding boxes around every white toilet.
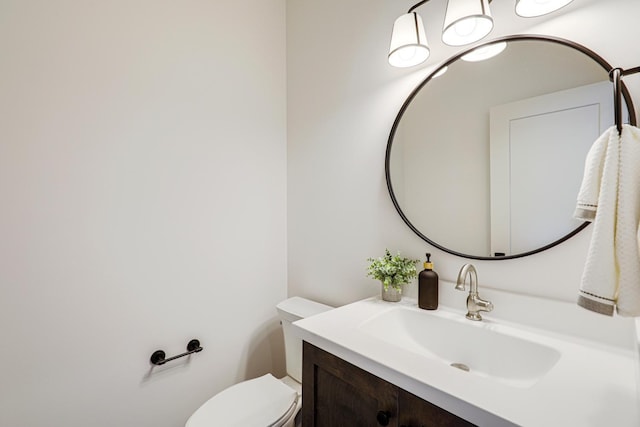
[185,297,333,427]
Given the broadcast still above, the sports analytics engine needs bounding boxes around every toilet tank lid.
[276,297,333,321]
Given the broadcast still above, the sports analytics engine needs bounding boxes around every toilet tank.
[276,297,333,382]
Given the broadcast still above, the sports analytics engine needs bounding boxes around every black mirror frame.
[385,34,637,261]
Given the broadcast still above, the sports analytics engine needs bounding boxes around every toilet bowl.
[185,297,333,427]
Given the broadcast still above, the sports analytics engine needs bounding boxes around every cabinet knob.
[376,410,392,426]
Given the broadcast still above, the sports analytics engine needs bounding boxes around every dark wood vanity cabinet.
[302,342,476,427]
[396,389,475,427]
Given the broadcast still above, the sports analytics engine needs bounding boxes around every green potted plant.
[366,249,419,302]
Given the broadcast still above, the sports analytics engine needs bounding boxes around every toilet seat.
[185,374,299,427]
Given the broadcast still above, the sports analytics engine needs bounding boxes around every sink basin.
[358,306,561,388]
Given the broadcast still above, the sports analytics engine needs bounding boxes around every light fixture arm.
[408,0,431,13]
[408,0,494,13]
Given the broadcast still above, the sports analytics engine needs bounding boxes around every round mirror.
[386,35,636,260]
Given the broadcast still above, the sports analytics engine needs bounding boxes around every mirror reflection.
[387,37,634,259]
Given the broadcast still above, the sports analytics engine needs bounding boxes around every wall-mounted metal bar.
[150,339,203,366]
[622,66,640,77]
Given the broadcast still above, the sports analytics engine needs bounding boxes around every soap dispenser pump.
[419,253,439,310]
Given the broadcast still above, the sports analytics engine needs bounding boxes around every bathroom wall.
[287,0,640,306]
[0,1,286,427]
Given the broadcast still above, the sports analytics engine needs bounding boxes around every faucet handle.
[466,294,493,321]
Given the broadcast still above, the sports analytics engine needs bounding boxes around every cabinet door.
[302,342,399,427]
[398,389,476,427]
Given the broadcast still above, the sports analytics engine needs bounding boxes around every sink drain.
[450,362,470,372]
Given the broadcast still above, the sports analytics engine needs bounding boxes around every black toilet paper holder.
[150,339,203,365]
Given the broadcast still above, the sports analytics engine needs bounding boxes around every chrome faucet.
[455,264,493,321]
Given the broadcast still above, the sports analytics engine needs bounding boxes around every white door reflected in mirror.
[489,81,620,256]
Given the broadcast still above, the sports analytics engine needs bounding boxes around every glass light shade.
[389,12,430,68]
[442,0,493,46]
[461,41,507,61]
[515,0,574,17]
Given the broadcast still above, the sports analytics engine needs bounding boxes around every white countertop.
[293,293,640,427]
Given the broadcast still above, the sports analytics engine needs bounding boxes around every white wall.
[287,0,640,307]
[0,1,286,427]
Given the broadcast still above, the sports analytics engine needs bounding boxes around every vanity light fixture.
[442,0,494,47]
[388,0,575,67]
[388,12,430,67]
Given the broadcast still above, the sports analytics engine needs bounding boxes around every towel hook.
[609,67,623,134]
[609,66,640,135]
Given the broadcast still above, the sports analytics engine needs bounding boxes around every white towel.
[574,124,640,317]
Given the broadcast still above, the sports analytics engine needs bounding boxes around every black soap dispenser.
[419,253,439,310]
